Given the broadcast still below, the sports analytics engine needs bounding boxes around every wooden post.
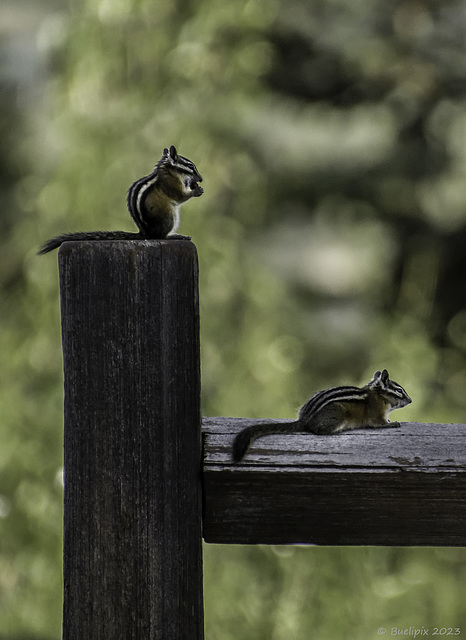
[58,240,203,639]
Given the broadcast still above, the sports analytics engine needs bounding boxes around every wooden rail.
[202,418,466,546]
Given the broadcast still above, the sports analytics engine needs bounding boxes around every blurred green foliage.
[2,0,466,637]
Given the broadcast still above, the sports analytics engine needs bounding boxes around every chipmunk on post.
[38,145,203,254]
[232,369,412,462]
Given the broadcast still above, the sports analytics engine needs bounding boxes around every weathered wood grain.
[59,240,203,640]
[202,418,466,545]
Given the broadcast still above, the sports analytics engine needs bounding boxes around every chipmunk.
[232,369,412,462]
[38,145,203,254]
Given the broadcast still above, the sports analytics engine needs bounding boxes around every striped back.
[298,385,367,423]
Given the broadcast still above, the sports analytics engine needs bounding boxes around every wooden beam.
[202,418,466,546]
[59,240,203,640]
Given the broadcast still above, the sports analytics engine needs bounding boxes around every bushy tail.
[38,230,142,255]
[232,421,299,462]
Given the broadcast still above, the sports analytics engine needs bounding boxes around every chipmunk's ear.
[169,145,178,161]
[373,369,390,384]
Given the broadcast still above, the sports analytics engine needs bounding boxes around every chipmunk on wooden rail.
[233,369,412,462]
[39,145,203,254]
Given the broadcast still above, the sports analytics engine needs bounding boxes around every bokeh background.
[2,0,466,637]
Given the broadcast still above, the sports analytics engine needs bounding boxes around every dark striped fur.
[126,145,203,237]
